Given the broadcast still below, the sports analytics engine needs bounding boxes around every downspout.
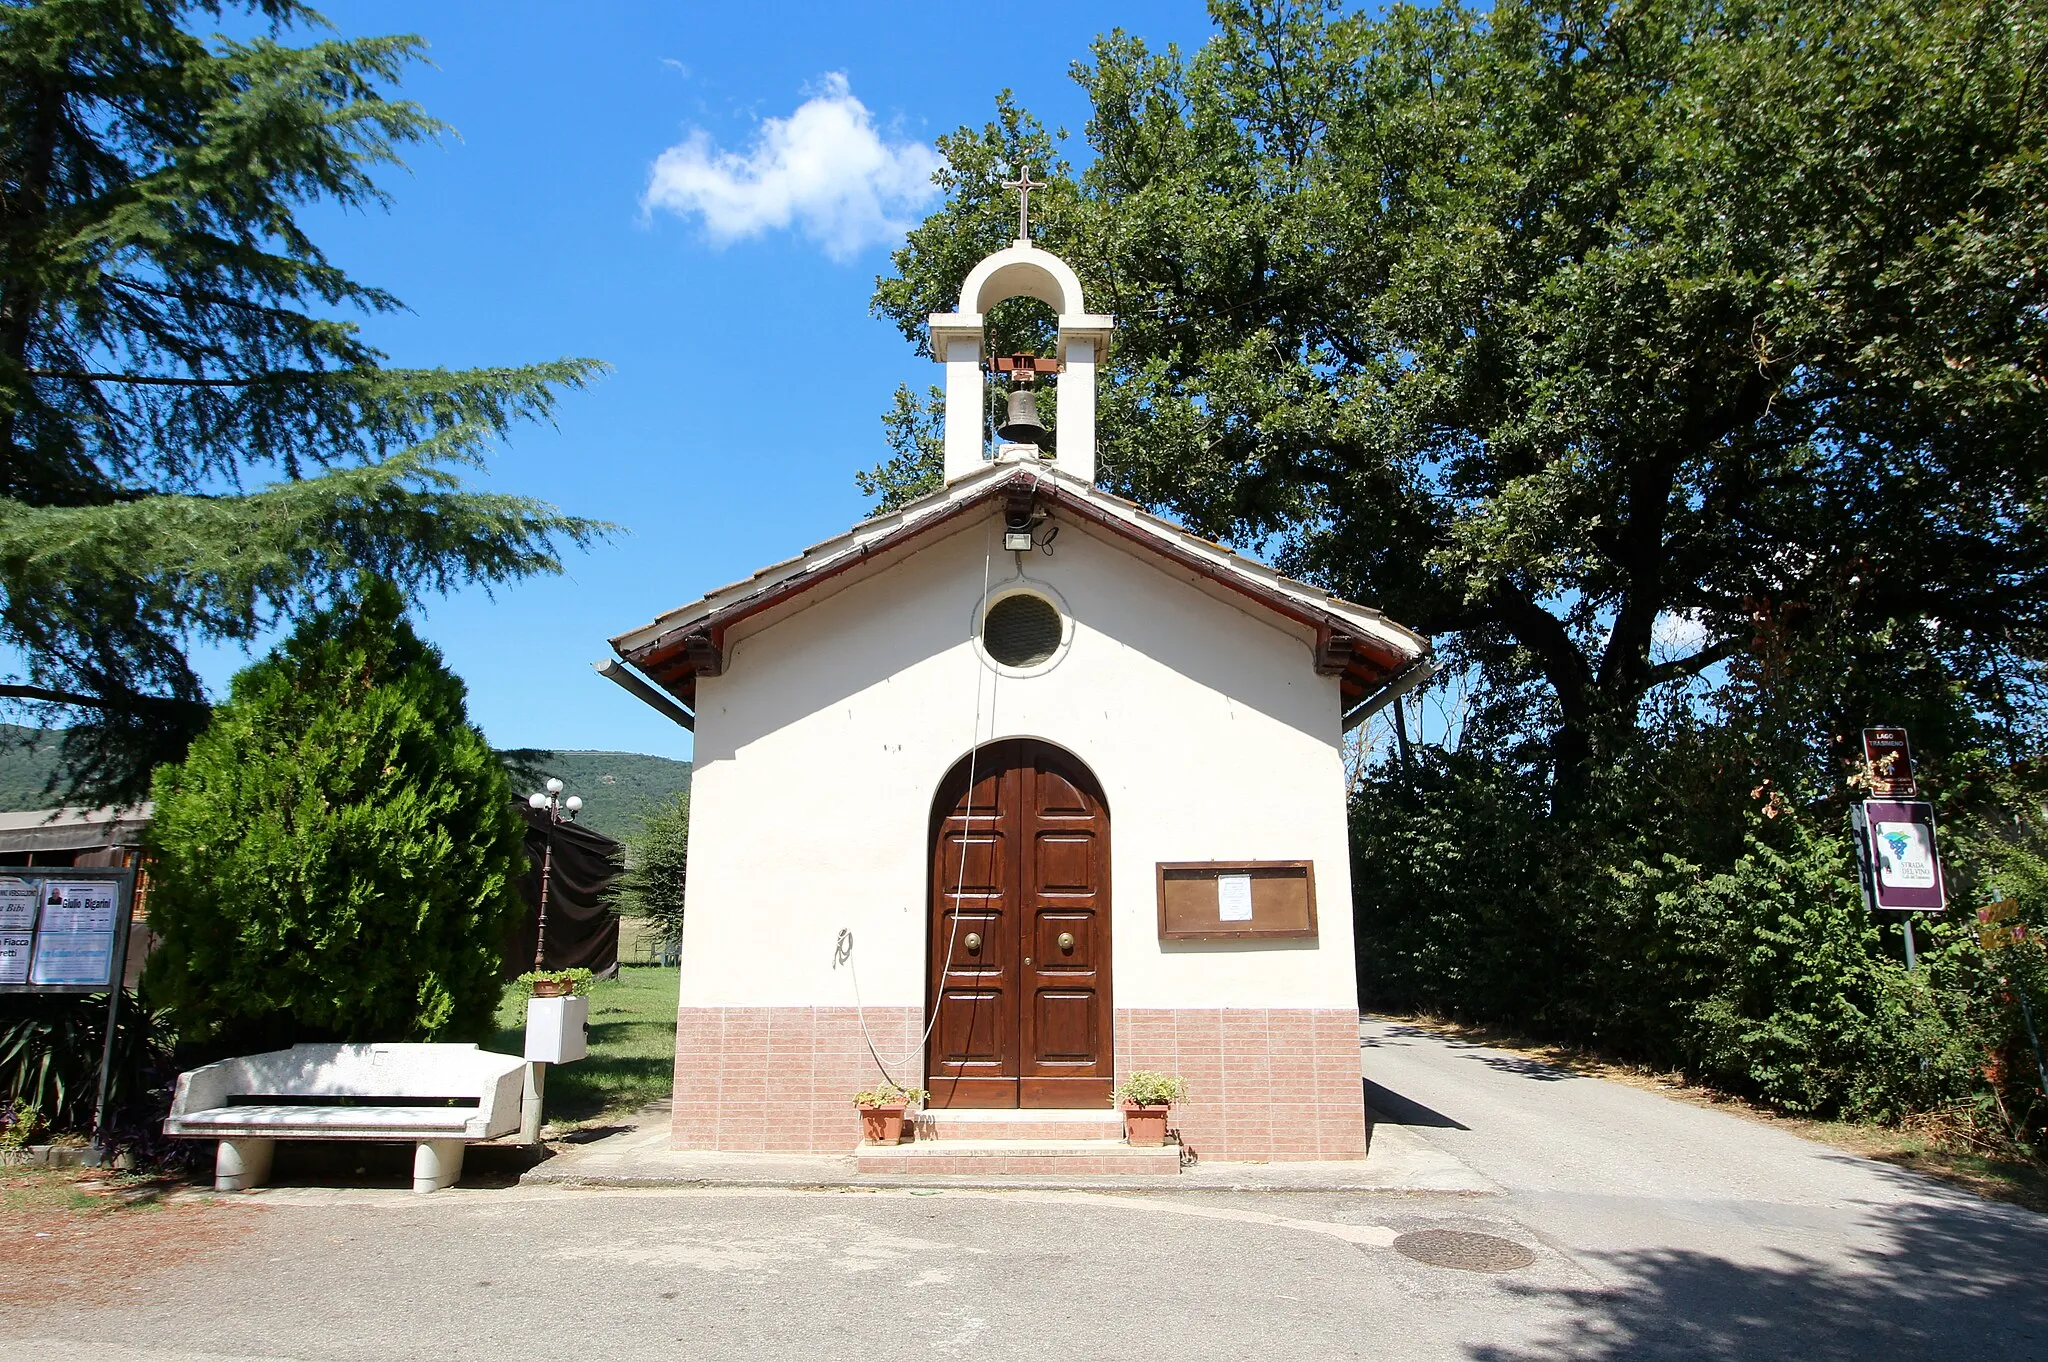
[593,659,696,732]
[1342,657,1440,733]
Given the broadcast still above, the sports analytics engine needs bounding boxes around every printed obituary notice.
[1216,874,1255,923]
[29,879,121,987]
[0,878,34,932]
[0,932,29,986]
[0,878,39,985]
[38,879,117,935]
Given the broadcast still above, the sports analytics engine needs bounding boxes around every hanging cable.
[837,525,1002,1082]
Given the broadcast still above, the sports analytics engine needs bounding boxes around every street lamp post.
[527,778,583,972]
[520,778,582,1147]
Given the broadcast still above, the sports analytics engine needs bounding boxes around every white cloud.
[643,73,941,261]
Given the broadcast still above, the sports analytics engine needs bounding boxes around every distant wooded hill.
[0,725,66,810]
[497,749,692,843]
[0,727,690,844]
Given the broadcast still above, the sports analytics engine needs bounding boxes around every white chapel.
[604,220,1430,1164]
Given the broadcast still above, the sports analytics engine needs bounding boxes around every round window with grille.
[981,593,1064,668]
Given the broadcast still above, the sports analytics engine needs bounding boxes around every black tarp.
[504,803,623,977]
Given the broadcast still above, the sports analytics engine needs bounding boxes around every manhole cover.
[1391,1229,1536,1273]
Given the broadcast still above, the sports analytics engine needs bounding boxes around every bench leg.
[413,1139,465,1193]
[215,1138,274,1192]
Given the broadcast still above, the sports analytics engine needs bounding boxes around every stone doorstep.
[914,1108,1126,1142]
[857,1137,1181,1176]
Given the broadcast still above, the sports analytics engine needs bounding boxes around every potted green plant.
[852,1081,929,1145]
[516,967,595,1000]
[1112,1071,1188,1146]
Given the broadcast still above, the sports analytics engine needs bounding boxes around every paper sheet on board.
[0,879,35,932]
[0,933,30,986]
[1217,874,1254,922]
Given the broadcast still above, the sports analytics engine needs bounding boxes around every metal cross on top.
[1002,164,1043,244]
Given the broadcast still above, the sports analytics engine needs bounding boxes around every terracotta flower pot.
[531,978,573,999]
[860,1105,907,1145]
[1123,1103,1170,1147]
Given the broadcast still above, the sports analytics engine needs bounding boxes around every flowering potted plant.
[852,1081,929,1145]
[1112,1071,1188,1146]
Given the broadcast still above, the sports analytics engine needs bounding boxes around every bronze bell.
[997,386,1049,447]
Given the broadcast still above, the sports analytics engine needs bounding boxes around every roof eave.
[611,465,1431,713]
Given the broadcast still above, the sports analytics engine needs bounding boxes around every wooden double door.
[926,740,1112,1108]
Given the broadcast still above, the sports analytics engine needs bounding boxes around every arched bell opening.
[929,241,1114,486]
[985,295,1060,453]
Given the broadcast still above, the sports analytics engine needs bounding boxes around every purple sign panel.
[1861,800,1946,912]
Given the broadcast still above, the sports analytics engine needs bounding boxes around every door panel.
[927,740,1112,1109]
[1032,991,1098,1061]
[1033,834,1094,891]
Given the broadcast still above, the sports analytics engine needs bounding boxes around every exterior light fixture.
[526,780,581,971]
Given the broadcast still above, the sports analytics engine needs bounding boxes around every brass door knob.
[1057,931,1076,952]
[964,932,982,953]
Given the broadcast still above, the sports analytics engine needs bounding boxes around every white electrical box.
[524,994,589,1064]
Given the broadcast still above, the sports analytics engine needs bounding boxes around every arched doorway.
[926,739,1112,1108]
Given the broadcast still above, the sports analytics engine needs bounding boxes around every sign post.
[0,867,139,1161]
[1848,728,1944,971]
[1862,727,1917,798]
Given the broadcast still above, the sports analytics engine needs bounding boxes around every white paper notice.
[38,880,117,935]
[29,880,121,986]
[0,878,35,932]
[30,934,112,987]
[1875,822,1937,889]
[0,933,30,986]
[1217,874,1254,923]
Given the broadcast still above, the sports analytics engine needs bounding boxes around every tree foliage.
[142,578,526,1049]
[872,0,2048,794]
[879,0,2048,1144]
[855,384,944,514]
[608,791,689,961]
[0,1,607,801]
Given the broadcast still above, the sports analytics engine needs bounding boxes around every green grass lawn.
[492,964,679,1130]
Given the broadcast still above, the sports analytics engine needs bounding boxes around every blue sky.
[177,2,1219,763]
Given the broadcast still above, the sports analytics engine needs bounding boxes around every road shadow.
[1369,1020,1605,1079]
[1469,1053,1578,1082]
[1363,1077,1469,1130]
[1471,1170,2048,1361]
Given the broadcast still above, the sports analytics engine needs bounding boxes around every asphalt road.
[6,1020,2042,1362]
[1358,1018,2048,1359]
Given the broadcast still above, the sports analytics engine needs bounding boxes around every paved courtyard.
[5,1021,2043,1361]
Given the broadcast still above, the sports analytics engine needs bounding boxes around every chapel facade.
[604,230,1431,1164]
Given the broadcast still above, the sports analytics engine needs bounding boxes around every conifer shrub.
[144,580,525,1050]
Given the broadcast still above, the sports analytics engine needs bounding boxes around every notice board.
[0,867,137,994]
[1156,861,1317,941]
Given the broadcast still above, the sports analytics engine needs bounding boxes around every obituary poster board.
[1853,800,1947,913]
[0,868,136,994]
[1156,861,1318,941]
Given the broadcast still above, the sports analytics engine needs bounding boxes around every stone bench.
[163,1042,525,1192]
